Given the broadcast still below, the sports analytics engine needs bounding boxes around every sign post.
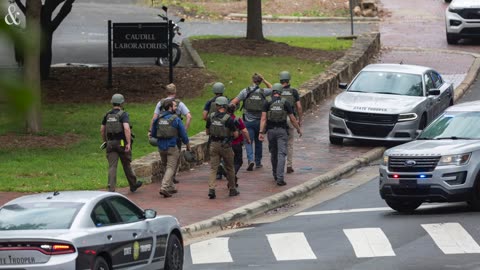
[107,20,112,88]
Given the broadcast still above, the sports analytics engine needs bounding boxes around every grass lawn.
[0,36,351,192]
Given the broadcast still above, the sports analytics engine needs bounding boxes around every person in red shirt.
[227,104,251,186]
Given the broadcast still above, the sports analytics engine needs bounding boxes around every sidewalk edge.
[181,147,385,239]
[454,57,480,102]
[225,13,380,23]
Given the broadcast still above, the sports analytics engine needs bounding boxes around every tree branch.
[43,0,65,14]
[14,0,26,14]
[50,0,74,31]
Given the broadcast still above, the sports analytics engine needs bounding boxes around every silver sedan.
[329,63,454,145]
[0,191,183,270]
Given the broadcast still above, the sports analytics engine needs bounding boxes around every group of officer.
[100,71,303,199]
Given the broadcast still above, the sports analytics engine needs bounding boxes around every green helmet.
[212,82,225,94]
[272,83,283,93]
[111,93,125,105]
[149,137,158,147]
[279,71,291,81]
[215,96,229,107]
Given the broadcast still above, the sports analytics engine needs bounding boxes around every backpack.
[209,113,232,138]
[242,86,265,112]
[105,110,125,136]
[156,114,179,139]
[267,99,288,123]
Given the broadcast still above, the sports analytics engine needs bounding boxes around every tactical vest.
[105,110,124,137]
[267,99,288,123]
[243,86,265,112]
[281,88,296,110]
[209,113,232,138]
[156,114,179,139]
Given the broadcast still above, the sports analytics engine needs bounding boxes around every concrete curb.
[181,38,205,68]
[182,147,385,239]
[454,57,480,102]
[226,13,380,23]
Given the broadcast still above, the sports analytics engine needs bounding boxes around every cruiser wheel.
[386,200,422,213]
[165,234,183,270]
[93,256,110,270]
[467,174,480,211]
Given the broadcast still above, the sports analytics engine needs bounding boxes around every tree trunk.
[40,30,53,80]
[25,0,42,133]
[246,0,264,41]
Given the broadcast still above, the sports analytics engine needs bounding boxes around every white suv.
[445,0,480,44]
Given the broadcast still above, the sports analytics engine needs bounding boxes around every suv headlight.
[437,153,471,166]
[398,113,418,122]
[331,107,346,119]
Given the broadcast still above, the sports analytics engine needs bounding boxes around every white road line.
[295,204,444,216]
[190,237,233,264]
[422,223,480,254]
[267,232,317,261]
[295,207,391,216]
[343,228,396,258]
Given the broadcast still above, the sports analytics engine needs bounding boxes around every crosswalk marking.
[190,237,233,264]
[295,204,444,216]
[422,223,480,254]
[343,228,396,258]
[266,232,317,261]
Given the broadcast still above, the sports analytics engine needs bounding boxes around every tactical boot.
[159,189,172,198]
[173,177,179,184]
[276,181,287,186]
[229,189,240,197]
[208,189,216,199]
[130,181,143,192]
[287,167,294,174]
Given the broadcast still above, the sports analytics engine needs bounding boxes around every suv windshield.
[348,71,423,97]
[0,202,83,230]
[419,112,480,140]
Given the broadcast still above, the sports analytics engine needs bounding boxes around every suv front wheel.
[386,200,422,213]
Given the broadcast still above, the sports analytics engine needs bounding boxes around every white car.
[445,0,480,44]
[0,191,184,270]
[329,64,454,145]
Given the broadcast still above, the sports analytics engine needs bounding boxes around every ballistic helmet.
[279,71,291,81]
[215,96,229,107]
[111,94,125,105]
[212,82,225,94]
[149,137,158,147]
[272,83,283,94]
[184,150,197,163]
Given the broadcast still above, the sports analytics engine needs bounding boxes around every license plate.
[399,180,417,188]
[0,255,37,265]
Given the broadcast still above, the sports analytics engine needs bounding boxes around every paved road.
[184,168,480,270]
[0,2,377,67]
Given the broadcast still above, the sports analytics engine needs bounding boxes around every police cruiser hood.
[450,0,480,9]
[333,92,424,114]
[386,140,480,156]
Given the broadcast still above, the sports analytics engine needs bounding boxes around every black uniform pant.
[267,127,288,183]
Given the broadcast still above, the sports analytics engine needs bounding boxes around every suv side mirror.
[428,89,440,95]
[339,83,348,90]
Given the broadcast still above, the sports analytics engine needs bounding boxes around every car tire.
[329,136,343,145]
[385,200,422,213]
[467,175,480,211]
[418,115,427,130]
[93,256,110,270]
[446,33,459,45]
[165,234,183,270]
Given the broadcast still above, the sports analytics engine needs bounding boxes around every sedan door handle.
[107,235,113,241]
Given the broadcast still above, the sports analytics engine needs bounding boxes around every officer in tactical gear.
[227,103,252,186]
[230,73,272,172]
[101,94,143,192]
[259,84,302,186]
[151,99,190,198]
[279,71,303,174]
[203,82,229,180]
[206,96,240,199]
[149,83,192,184]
